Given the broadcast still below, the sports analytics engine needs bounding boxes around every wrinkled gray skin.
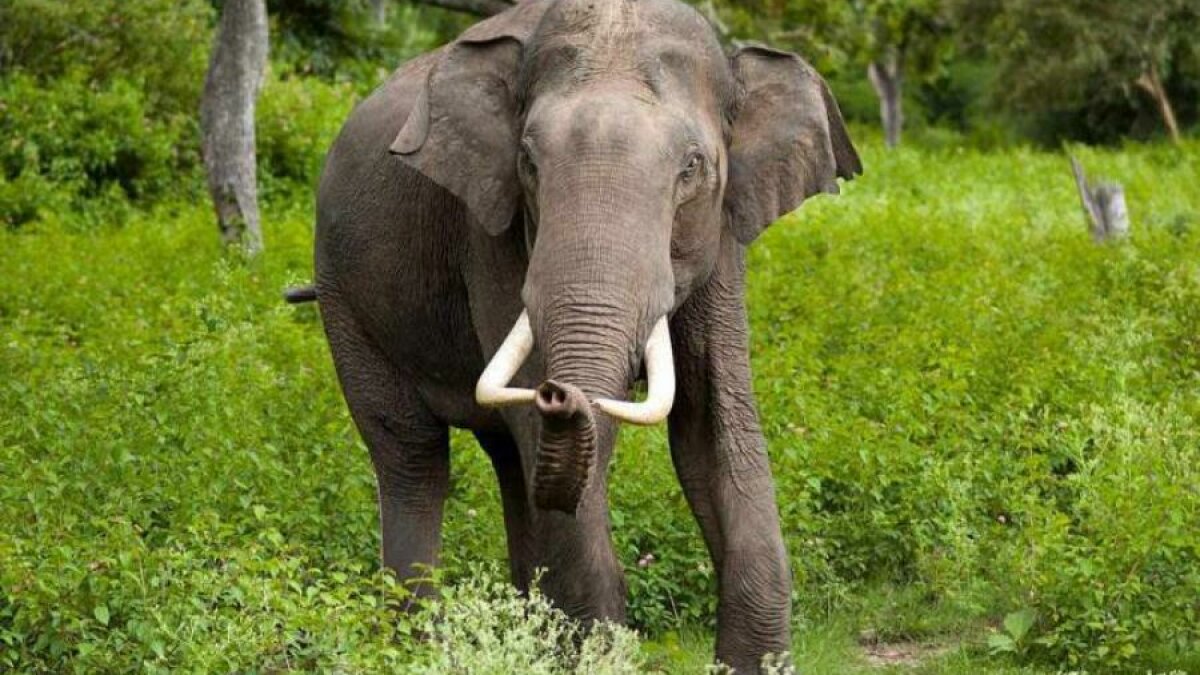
[313,0,860,670]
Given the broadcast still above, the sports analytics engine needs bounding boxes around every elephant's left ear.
[724,45,862,244]
[389,0,553,235]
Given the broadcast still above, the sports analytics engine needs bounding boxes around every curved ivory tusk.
[594,316,675,426]
[476,310,537,407]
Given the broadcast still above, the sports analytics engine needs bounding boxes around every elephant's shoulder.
[361,48,448,131]
[323,48,449,180]
[378,48,446,102]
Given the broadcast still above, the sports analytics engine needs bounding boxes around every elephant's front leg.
[668,236,791,673]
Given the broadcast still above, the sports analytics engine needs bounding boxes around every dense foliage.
[2,0,1197,229]
[0,0,444,228]
[3,133,1198,671]
[704,0,1200,145]
[267,0,467,80]
[721,0,955,89]
[0,0,213,227]
[2,0,1199,671]
[952,0,1200,144]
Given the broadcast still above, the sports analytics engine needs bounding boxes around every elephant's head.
[392,0,861,514]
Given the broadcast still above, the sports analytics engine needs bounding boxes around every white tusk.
[476,310,537,408]
[594,316,675,425]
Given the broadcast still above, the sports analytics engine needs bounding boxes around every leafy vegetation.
[0,0,212,227]
[952,0,1200,144]
[0,0,445,229]
[706,0,1200,145]
[3,131,1197,671]
[2,0,1199,671]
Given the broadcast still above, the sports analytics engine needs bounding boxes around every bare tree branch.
[1070,156,1129,243]
[1134,64,1181,145]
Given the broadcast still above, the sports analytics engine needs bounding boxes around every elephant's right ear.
[724,45,862,244]
[389,1,551,235]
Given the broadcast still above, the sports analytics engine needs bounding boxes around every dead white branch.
[1070,156,1129,243]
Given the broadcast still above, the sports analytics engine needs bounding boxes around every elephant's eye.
[680,154,704,183]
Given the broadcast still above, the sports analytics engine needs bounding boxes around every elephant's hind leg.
[321,300,450,596]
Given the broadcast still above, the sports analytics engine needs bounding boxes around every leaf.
[93,604,110,626]
[1003,608,1036,642]
[987,633,1016,654]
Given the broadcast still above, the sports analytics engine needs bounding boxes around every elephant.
[304,0,860,670]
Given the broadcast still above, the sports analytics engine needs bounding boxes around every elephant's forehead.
[538,0,649,42]
[522,86,720,171]
[534,0,721,60]
[524,0,730,108]
[526,88,663,147]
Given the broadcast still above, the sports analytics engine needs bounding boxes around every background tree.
[956,0,1200,145]
[268,0,470,80]
[372,0,388,24]
[856,0,954,147]
[704,0,954,148]
[201,0,270,254]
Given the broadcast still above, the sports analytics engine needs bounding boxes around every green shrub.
[0,0,212,117]
[1,133,1197,672]
[257,73,360,186]
[0,71,199,227]
[269,0,456,86]
[0,0,211,226]
[746,140,1200,669]
[412,567,644,674]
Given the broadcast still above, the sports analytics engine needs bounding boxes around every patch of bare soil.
[857,630,953,669]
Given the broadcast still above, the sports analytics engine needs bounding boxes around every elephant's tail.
[283,284,318,304]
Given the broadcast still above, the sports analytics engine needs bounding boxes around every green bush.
[257,73,360,186]
[1,133,1197,672]
[269,0,456,86]
[0,0,211,226]
[412,567,644,674]
[0,0,213,117]
[745,141,1200,669]
[0,60,363,228]
[0,72,200,227]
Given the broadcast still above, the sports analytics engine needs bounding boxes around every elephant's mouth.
[474,309,675,425]
[474,310,675,513]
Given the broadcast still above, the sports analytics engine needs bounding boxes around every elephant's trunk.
[475,154,678,514]
[528,293,630,512]
[532,380,597,513]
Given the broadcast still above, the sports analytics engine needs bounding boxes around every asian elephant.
[307,0,860,670]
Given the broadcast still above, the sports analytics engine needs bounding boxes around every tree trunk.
[201,0,269,255]
[1070,156,1129,243]
[372,0,388,24]
[868,50,904,148]
[1134,64,1181,146]
[413,0,512,17]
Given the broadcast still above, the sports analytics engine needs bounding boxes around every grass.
[2,136,1198,672]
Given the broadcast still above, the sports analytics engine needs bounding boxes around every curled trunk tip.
[533,380,596,514]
